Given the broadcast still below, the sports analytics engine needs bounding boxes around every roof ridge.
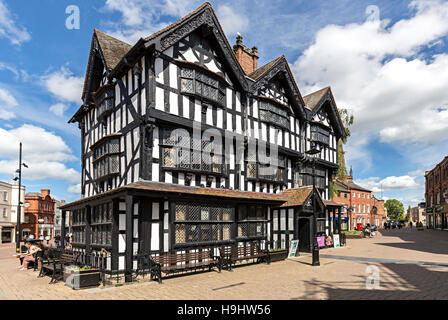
[144,2,212,42]
[94,28,132,46]
[248,55,284,80]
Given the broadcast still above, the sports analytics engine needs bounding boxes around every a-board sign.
[288,240,299,258]
[317,236,325,248]
[333,234,340,248]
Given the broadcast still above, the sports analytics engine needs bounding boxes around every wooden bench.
[39,251,79,284]
[219,244,270,271]
[148,250,220,284]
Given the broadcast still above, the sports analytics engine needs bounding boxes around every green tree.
[330,108,354,199]
[385,199,405,220]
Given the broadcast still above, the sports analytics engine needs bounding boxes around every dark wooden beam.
[125,193,134,282]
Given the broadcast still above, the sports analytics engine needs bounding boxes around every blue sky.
[1,0,447,207]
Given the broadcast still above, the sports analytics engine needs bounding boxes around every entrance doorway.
[297,217,311,252]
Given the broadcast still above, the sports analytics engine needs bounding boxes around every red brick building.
[332,168,373,230]
[425,156,448,229]
[21,189,55,240]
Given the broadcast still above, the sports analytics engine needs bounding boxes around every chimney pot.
[233,34,259,75]
[41,189,50,197]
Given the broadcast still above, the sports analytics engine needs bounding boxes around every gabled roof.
[249,55,306,119]
[304,86,346,140]
[278,186,313,208]
[336,179,371,193]
[80,29,132,102]
[109,2,248,91]
[248,56,283,80]
[303,87,329,110]
[95,29,132,70]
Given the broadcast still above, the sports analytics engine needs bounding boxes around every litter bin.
[357,223,363,231]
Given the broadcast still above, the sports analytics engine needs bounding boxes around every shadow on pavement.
[291,262,448,300]
[376,229,448,256]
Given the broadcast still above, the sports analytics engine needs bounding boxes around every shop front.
[60,182,336,282]
[0,224,14,243]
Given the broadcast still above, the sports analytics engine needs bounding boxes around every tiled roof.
[248,56,283,80]
[278,186,313,208]
[25,192,42,198]
[345,181,371,192]
[323,200,345,207]
[60,181,331,210]
[94,29,132,70]
[303,87,330,109]
[122,181,285,202]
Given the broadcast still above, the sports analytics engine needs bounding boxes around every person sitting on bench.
[18,241,42,270]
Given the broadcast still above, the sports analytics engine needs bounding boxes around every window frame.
[179,66,227,107]
[160,127,227,176]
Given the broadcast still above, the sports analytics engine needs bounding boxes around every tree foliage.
[330,108,354,199]
[385,199,405,220]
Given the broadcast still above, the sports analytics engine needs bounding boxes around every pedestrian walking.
[409,221,413,229]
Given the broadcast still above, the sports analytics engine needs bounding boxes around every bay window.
[258,100,289,129]
[180,66,226,107]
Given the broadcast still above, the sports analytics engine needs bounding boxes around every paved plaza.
[1,228,448,300]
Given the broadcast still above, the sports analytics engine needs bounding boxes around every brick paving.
[0,228,447,300]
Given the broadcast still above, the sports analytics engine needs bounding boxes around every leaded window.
[95,85,115,120]
[92,138,120,180]
[310,124,330,146]
[91,203,112,246]
[258,100,289,129]
[295,166,326,190]
[72,209,86,244]
[237,205,267,239]
[174,203,234,246]
[246,153,286,183]
[161,128,226,175]
[180,67,226,106]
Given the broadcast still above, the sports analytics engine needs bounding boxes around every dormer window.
[94,84,115,121]
[180,66,226,107]
[258,100,289,129]
[310,123,330,146]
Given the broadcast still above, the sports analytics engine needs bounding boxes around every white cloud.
[216,5,249,37]
[67,183,81,194]
[102,0,198,44]
[356,175,421,193]
[0,124,75,162]
[0,124,79,183]
[0,87,18,120]
[49,103,69,117]
[0,0,31,45]
[293,0,448,146]
[41,67,83,104]
[102,0,250,44]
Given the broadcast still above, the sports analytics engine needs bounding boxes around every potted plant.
[267,248,288,262]
[417,222,424,231]
[64,265,101,289]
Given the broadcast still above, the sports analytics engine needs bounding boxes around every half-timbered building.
[61,2,346,281]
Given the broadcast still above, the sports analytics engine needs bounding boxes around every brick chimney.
[347,167,353,182]
[233,33,258,75]
[41,189,50,197]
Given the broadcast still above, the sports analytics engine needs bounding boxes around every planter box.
[268,250,288,262]
[64,267,101,290]
[344,233,363,239]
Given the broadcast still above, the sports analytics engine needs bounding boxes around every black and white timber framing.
[61,3,346,280]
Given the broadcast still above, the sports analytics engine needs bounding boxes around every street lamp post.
[305,142,321,267]
[14,143,28,253]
